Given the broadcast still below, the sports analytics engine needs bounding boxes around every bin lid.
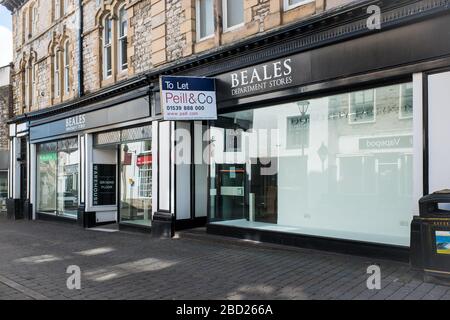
[433,189,450,194]
[419,190,450,217]
[420,190,450,204]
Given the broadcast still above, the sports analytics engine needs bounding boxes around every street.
[0,215,449,300]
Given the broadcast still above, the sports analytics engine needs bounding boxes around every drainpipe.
[77,0,84,97]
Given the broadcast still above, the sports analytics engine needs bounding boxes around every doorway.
[19,137,28,218]
[215,164,247,221]
[119,139,153,227]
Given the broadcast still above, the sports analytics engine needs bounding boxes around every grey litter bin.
[411,190,450,284]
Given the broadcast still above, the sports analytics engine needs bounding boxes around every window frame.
[63,40,70,95]
[33,6,38,36]
[54,0,61,21]
[138,162,152,199]
[63,0,69,15]
[195,0,215,41]
[28,4,35,37]
[103,15,113,79]
[22,8,28,43]
[222,0,245,32]
[117,5,128,72]
[283,0,315,12]
[24,64,30,109]
[54,48,61,98]
[31,61,36,107]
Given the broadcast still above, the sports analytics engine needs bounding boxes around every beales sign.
[160,76,217,121]
[65,115,87,132]
[30,97,150,141]
[215,54,311,102]
[229,58,293,96]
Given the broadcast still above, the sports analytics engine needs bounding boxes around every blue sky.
[0,6,11,30]
[0,5,12,66]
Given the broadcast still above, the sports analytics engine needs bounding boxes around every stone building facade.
[0,65,11,212]
[0,65,12,151]
[2,0,356,116]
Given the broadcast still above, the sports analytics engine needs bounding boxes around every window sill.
[117,70,129,81]
[101,76,115,88]
[282,1,316,25]
[283,0,315,12]
[194,36,217,54]
[196,34,215,43]
[223,23,245,34]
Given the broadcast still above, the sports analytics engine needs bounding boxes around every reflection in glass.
[120,140,152,227]
[209,82,414,246]
[349,89,375,124]
[400,83,413,119]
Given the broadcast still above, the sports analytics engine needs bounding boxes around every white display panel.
[428,71,450,196]
[159,121,171,212]
[175,122,191,220]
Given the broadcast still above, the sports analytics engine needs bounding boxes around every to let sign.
[160,76,217,121]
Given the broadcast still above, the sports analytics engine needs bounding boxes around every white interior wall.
[152,123,158,217]
[158,121,172,213]
[428,71,450,197]
[175,122,191,220]
[194,121,208,218]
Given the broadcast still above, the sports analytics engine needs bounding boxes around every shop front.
[209,82,414,249]
[92,124,154,229]
[24,84,159,228]
[204,1,450,260]
[8,77,208,234]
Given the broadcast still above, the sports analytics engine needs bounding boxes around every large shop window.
[37,138,79,219]
[209,82,414,246]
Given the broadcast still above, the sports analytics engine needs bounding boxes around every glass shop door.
[216,164,247,221]
[119,140,153,227]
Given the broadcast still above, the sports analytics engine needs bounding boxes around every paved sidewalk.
[0,215,449,300]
